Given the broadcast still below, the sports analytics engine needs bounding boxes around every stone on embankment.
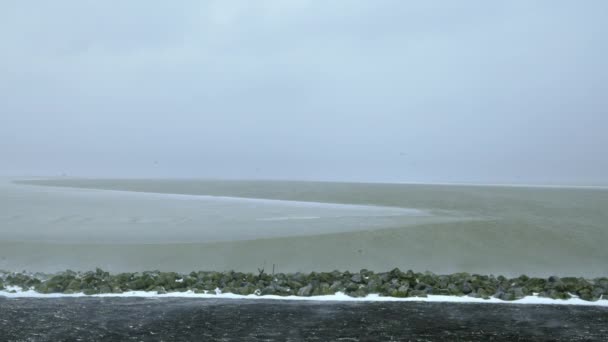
[2,268,607,303]
[297,284,314,297]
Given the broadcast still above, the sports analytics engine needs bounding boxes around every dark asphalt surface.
[1,297,608,341]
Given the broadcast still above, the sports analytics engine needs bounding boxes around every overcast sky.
[1,1,607,184]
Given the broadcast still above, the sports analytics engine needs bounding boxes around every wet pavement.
[1,297,608,341]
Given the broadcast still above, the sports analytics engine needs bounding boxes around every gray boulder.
[408,290,427,297]
[261,286,276,295]
[350,274,363,284]
[510,287,527,299]
[329,281,344,292]
[366,279,381,293]
[297,284,314,296]
[313,282,332,295]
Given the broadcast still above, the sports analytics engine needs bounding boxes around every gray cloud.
[1,0,607,184]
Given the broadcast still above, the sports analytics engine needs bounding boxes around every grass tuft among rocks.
[1,268,607,301]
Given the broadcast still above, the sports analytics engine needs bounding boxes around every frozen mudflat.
[1,178,608,276]
[0,179,446,244]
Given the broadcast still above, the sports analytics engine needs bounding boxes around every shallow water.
[1,178,607,276]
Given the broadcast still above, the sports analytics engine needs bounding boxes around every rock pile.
[1,268,607,301]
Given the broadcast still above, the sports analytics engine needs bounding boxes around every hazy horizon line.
[9,175,608,190]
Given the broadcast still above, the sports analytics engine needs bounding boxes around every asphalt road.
[1,297,608,341]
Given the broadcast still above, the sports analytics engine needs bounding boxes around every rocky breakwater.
[1,268,607,302]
